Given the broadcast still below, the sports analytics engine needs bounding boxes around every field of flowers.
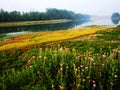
[0,26,120,90]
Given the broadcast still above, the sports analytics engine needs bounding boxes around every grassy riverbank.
[0,25,120,90]
[0,19,71,27]
[0,26,108,51]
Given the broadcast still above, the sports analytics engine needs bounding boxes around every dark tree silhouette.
[0,8,90,22]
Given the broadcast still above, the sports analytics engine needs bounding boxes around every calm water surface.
[0,17,120,36]
[0,21,85,35]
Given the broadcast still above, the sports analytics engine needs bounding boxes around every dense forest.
[0,8,90,22]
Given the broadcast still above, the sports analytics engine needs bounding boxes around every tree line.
[0,8,90,22]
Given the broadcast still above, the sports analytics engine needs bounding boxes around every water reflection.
[1,17,119,35]
[0,21,86,35]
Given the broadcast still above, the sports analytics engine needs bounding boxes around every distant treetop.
[111,12,120,24]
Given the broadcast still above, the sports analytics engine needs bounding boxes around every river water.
[0,16,120,35]
[0,21,86,35]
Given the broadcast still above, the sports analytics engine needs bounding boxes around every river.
[0,16,120,36]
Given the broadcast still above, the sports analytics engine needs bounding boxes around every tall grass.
[96,28,120,41]
[0,26,120,90]
[0,40,120,90]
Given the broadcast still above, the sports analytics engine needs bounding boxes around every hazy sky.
[0,0,120,15]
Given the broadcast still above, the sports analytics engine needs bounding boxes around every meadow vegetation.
[0,25,120,90]
[0,26,108,51]
[0,19,71,27]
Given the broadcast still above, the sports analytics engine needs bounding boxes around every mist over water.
[79,16,120,27]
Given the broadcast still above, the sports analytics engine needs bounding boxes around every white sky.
[0,0,120,16]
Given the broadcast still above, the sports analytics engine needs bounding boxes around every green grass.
[0,26,120,90]
[0,19,71,27]
[96,27,120,41]
[0,40,120,90]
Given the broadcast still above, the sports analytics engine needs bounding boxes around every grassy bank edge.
[0,26,109,51]
[0,19,71,27]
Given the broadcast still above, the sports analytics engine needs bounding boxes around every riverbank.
[0,19,71,27]
[0,25,109,51]
[0,25,120,90]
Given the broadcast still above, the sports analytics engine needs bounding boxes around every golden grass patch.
[0,19,71,27]
[0,26,109,51]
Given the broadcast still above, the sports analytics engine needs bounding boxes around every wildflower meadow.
[0,26,120,90]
